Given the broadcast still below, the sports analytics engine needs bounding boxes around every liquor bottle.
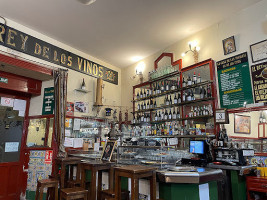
[193,107,197,117]
[177,77,180,89]
[178,92,181,103]
[174,93,178,104]
[144,89,146,97]
[150,99,153,108]
[187,76,192,86]
[138,103,140,110]
[182,77,186,87]
[137,91,140,99]
[171,81,176,90]
[169,125,173,135]
[144,114,147,122]
[207,84,211,98]
[161,124,164,135]
[169,109,172,120]
[172,109,176,119]
[140,89,143,98]
[143,102,146,110]
[197,73,201,83]
[161,81,165,92]
[153,84,156,95]
[154,100,157,108]
[155,111,158,121]
[164,109,168,120]
[81,78,86,90]
[203,87,207,98]
[187,91,192,101]
[166,81,169,91]
[147,89,150,97]
[147,114,150,122]
[170,95,172,105]
[182,91,186,102]
[177,108,180,119]
[191,89,195,100]
[141,113,144,122]
[165,95,169,106]
[147,101,149,109]
[193,71,197,84]
[132,114,136,124]
[164,124,167,135]
[158,111,162,121]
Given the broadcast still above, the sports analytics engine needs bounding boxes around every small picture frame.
[215,109,229,124]
[234,114,251,134]
[222,36,236,55]
[101,140,116,161]
[250,39,267,63]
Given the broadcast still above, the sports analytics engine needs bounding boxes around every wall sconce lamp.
[181,41,200,63]
[132,61,145,83]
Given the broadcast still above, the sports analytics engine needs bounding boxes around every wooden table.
[80,160,115,200]
[114,165,157,200]
[246,176,267,200]
[54,157,82,189]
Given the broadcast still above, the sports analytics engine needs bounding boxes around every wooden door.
[0,93,30,200]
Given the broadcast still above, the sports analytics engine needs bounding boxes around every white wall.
[0,17,122,118]
[121,0,267,138]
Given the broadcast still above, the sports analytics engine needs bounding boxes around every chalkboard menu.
[216,52,254,109]
[251,61,267,103]
[42,87,55,115]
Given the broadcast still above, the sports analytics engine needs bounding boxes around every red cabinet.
[246,176,267,200]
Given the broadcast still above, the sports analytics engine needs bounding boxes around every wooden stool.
[35,178,59,200]
[80,160,115,200]
[100,189,130,200]
[60,187,88,200]
[114,165,157,200]
[55,157,82,188]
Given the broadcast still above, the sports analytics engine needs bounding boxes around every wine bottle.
[143,102,146,110]
[182,77,186,87]
[187,76,192,86]
[166,81,169,91]
[169,109,172,120]
[164,109,168,120]
[171,81,176,90]
[200,86,203,99]
[161,81,165,92]
[177,78,180,89]
[137,91,140,99]
[144,113,147,122]
[182,91,186,102]
[174,93,178,104]
[172,109,176,119]
[177,108,180,119]
[197,73,201,83]
[150,99,153,109]
[81,78,86,89]
[193,71,197,84]
[170,95,172,105]
[207,84,211,98]
[187,91,192,101]
[178,92,181,103]
[154,100,157,108]
[165,95,169,106]
[147,89,150,97]
[138,103,140,110]
[140,89,143,98]
[155,111,158,121]
[158,111,161,121]
[191,90,195,101]
[147,101,149,109]
[132,114,136,124]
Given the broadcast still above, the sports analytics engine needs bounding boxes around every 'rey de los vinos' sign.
[0,23,118,85]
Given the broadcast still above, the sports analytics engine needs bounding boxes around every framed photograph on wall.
[250,39,267,63]
[234,114,251,134]
[101,140,116,161]
[222,36,236,55]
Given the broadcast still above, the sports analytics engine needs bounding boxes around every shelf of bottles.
[132,59,218,137]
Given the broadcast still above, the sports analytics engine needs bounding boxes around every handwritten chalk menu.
[251,61,267,103]
[42,87,55,115]
[216,52,254,109]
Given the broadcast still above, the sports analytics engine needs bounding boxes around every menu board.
[251,61,267,103]
[216,52,254,109]
[42,87,55,115]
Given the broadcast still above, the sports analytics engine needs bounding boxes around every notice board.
[251,61,267,103]
[42,87,55,115]
[216,52,254,109]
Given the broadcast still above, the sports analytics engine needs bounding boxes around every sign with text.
[0,23,118,85]
[251,61,267,103]
[216,52,254,109]
[42,87,55,115]
[0,76,8,83]
[45,150,53,164]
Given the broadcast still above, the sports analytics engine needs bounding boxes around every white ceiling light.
[76,0,96,5]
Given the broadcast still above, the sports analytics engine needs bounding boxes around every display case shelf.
[125,135,215,139]
[133,97,214,114]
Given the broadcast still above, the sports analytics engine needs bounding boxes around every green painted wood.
[230,170,246,200]
[209,181,218,200]
[26,190,47,200]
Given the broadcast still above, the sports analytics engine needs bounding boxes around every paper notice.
[73,118,81,131]
[199,183,210,200]
[1,97,14,107]
[65,129,71,137]
[94,143,100,151]
[5,142,19,152]
[14,99,26,111]
[73,138,84,148]
[64,137,74,147]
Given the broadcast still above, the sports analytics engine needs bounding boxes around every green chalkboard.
[216,52,254,109]
[42,87,55,115]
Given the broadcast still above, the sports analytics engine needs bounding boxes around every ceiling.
[0,0,262,68]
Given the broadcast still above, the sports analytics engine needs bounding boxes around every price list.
[216,52,254,109]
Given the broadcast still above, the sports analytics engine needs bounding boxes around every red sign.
[45,150,53,164]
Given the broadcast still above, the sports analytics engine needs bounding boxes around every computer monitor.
[189,140,205,154]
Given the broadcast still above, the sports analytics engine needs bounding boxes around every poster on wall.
[66,102,74,116]
[216,52,254,109]
[251,61,267,103]
[74,101,89,113]
[42,87,55,115]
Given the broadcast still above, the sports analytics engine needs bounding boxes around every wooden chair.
[60,187,88,200]
[35,178,59,200]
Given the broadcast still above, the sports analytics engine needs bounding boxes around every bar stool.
[60,187,88,200]
[80,160,115,200]
[114,165,157,200]
[35,178,59,200]
[54,157,82,188]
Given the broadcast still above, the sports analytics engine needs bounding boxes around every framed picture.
[222,36,236,55]
[101,140,116,161]
[250,39,267,63]
[234,114,251,134]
